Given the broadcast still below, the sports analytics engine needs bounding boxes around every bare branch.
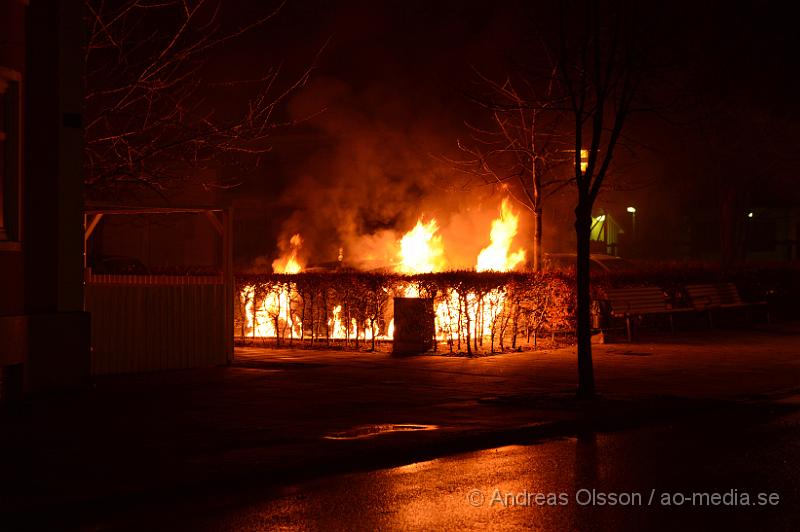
[83,0,319,198]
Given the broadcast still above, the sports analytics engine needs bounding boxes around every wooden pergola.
[82,204,234,371]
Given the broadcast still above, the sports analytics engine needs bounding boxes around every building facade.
[1,0,89,399]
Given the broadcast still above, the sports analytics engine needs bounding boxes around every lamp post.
[626,206,636,255]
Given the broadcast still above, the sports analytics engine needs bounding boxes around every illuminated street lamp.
[626,206,636,249]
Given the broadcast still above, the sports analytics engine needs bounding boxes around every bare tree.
[456,70,572,271]
[550,1,640,397]
[460,1,644,396]
[84,0,319,199]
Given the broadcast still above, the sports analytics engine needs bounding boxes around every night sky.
[196,0,800,264]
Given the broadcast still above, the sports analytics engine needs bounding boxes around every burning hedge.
[235,271,575,354]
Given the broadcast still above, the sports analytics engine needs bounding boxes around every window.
[0,66,22,246]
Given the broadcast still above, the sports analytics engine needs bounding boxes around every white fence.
[86,274,230,374]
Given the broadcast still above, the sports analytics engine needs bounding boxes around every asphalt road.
[5,325,799,531]
[88,399,800,532]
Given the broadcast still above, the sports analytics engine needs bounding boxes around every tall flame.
[241,199,533,348]
[476,198,526,272]
[272,233,304,274]
[398,218,445,274]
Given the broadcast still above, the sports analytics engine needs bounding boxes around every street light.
[626,206,636,252]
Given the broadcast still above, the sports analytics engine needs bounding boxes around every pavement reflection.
[166,406,797,532]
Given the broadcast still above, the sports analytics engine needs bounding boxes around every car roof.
[545,253,619,259]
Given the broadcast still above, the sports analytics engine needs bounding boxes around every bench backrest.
[604,287,669,314]
[714,282,743,304]
[685,283,743,307]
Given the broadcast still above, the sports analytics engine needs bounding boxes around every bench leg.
[669,314,675,334]
[626,316,632,342]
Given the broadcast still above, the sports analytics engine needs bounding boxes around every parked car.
[304,259,398,273]
[544,253,636,274]
[89,254,148,275]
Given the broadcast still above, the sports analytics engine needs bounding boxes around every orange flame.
[241,199,531,348]
[398,218,445,274]
[476,198,526,272]
[272,233,304,274]
[240,283,299,339]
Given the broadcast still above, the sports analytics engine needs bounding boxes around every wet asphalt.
[90,399,799,532]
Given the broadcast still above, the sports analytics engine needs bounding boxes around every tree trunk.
[532,207,543,271]
[463,296,472,356]
[371,295,377,352]
[575,204,595,398]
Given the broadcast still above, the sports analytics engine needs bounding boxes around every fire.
[272,233,304,274]
[240,198,532,351]
[240,283,299,339]
[239,233,304,341]
[432,288,506,346]
[329,305,347,339]
[398,218,445,274]
[433,198,525,344]
[476,198,525,272]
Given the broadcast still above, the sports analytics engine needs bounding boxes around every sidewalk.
[2,324,799,522]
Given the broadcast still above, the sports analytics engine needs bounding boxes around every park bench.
[602,286,693,342]
[684,282,769,326]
